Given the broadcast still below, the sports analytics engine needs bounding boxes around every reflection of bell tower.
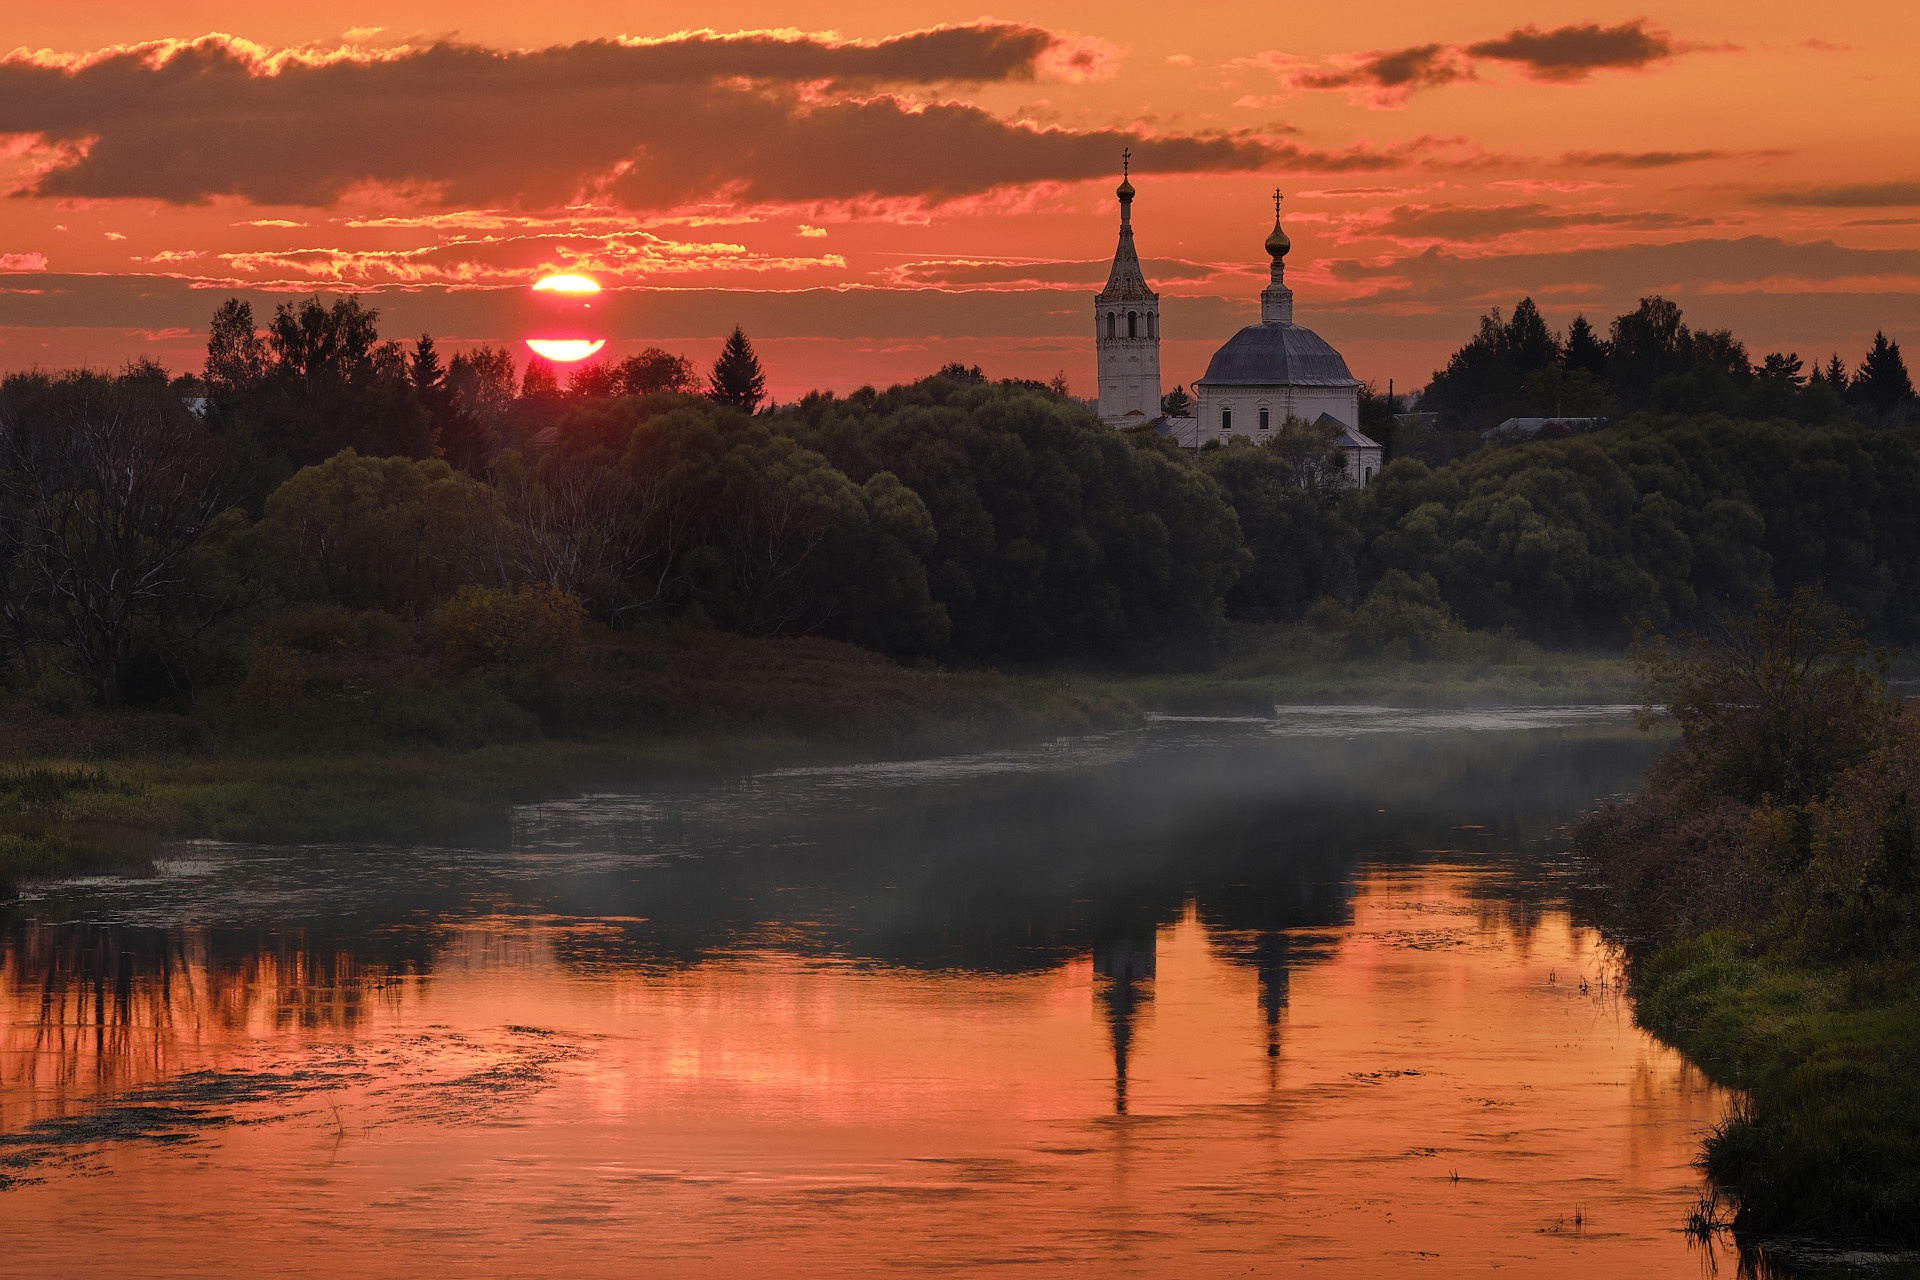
[1252,932,1291,1074]
[1093,933,1156,1114]
[1094,149,1162,426]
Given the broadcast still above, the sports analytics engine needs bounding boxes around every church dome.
[1199,322,1359,387]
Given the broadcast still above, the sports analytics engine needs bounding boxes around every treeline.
[1403,294,1914,459]
[1,292,1917,711]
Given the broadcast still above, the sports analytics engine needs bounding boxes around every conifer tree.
[1854,331,1914,415]
[1563,314,1610,378]
[1824,354,1850,392]
[708,325,766,413]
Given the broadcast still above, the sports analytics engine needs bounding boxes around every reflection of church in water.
[1093,925,1294,1114]
[1092,155,1382,487]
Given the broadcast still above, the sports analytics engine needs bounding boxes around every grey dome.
[1198,322,1358,387]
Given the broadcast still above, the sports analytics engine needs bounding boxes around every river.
[0,708,1743,1276]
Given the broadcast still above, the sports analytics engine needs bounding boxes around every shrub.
[430,585,586,673]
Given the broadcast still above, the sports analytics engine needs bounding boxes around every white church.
[1093,162,1383,487]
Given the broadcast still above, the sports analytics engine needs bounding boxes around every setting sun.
[531,273,601,296]
[524,338,605,362]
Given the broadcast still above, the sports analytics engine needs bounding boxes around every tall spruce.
[1854,331,1914,415]
[1824,353,1850,391]
[1563,314,1610,378]
[708,326,767,413]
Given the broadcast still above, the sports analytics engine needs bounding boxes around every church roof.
[1314,413,1380,450]
[1097,227,1156,303]
[1197,322,1360,388]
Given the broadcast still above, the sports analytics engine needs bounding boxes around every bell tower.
[1094,150,1161,425]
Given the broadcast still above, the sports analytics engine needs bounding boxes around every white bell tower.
[1094,150,1161,426]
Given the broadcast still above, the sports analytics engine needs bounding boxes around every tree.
[615,348,699,396]
[257,450,494,616]
[566,360,621,398]
[708,326,766,413]
[1823,353,1851,393]
[0,372,238,706]
[935,362,986,385]
[204,299,267,401]
[1758,352,1805,387]
[1854,331,1915,416]
[441,345,517,473]
[1161,386,1194,418]
[1563,315,1610,378]
[1608,295,1691,412]
[1637,588,1893,806]
[521,357,561,399]
[1416,297,1564,428]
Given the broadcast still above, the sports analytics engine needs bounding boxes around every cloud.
[1238,45,1472,107]
[1242,19,1708,107]
[1324,236,1920,303]
[0,252,47,270]
[1752,182,1920,208]
[1560,150,1730,168]
[0,28,1287,212]
[887,256,1225,288]
[1346,202,1720,244]
[1464,21,1675,82]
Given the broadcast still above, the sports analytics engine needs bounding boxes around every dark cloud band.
[0,29,1280,209]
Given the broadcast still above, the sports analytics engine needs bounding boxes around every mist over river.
[0,709,1743,1277]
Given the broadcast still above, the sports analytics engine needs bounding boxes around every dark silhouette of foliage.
[1160,386,1193,418]
[521,357,561,399]
[708,326,766,414]
[615,348,699,396]
[1854,331,1915,416]
[1637,588,1893,806]
[1563,314,1610,378]
[0,370,238,706]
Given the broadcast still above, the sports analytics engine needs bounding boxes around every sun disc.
[525,338,606,362]
[533,273,601,296]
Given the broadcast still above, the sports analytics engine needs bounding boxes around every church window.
[1258,407,1270,431]
[1364,466,1374,485]
[1147,312,1156,339]
[1221,408,1232,431]
[1127,311,1138,338]
[1105,313,1116,339]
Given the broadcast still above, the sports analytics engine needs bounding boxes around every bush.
[1344,570,1458,659]
[430,585,586,673]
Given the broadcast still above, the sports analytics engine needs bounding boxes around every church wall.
[1192,383,1358,447]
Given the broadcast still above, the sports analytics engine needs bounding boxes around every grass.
[1107,622,1636,714]
[1632,931,1920,1245]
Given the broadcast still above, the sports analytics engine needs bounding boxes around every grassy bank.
[1574,596,1920,1250]
[1629,933,1920,1245]
[0,624,1136,895]
[1109,622,1635,713]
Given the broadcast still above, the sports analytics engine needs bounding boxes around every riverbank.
[1573,609,1920,1254]
[1109,623,1635,713]
[0,625,1136,895]
[1629,932,1919,1248]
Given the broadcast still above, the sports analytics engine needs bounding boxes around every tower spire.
[1116,148,1135,228]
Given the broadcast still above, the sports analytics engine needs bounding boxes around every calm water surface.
[0,709,1742,1276]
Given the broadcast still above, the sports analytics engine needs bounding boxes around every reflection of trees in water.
[1,726,1653,1119]
[0,921,433,1109]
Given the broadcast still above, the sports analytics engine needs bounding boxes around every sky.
[1,1,1916,398]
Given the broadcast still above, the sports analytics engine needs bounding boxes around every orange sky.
[2,1,1915,397]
